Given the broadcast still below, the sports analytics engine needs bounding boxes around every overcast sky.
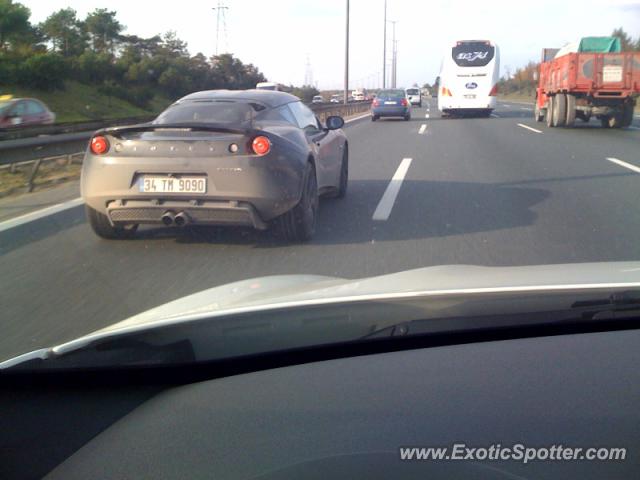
[25,0,640,90]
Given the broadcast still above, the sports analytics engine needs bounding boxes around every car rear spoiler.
[100,122,260,137]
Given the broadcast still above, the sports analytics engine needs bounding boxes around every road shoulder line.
[0,197,84,233]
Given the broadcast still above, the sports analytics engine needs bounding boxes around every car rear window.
[378,90,406,100]
[153,100,265,126]
[406,89,419,95]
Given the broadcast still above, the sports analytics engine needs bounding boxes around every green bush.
[16,53,67,90]
[98,82,154,108]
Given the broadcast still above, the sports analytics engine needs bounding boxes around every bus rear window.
[452,42,495,67]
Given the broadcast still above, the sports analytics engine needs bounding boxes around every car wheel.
[404,114,411,121]
[86,206,138,239]
[336,147,348,198]
[277,163,318,242]
[371,115,378,122]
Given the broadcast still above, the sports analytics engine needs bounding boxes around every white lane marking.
[418,124,427,134]
[606,157,640,174]
[517,123,542,134]
[0,197,84,233]
[520,107,532,110]
[372,158,412,221]
[345,113,371,124]
[425,113,430,118]
[490,113,500,118]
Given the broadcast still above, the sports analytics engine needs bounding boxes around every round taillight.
[251,136,271,156]
[90,135,109,155]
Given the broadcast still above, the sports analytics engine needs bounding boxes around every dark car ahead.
[0,97,56,129]
[81,90,349,242]
[371,89,411,121]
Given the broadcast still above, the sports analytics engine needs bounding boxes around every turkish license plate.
[603,65,623,83]
[384,101,397,105]
[139,176,207,193]
[464,94,476,99]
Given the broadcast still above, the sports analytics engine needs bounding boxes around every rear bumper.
[438,96,497,111]
[81,151,305,226]
[106,199,268,229]
[372,106,410,117]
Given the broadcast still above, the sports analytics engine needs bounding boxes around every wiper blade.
[571,290,640,309]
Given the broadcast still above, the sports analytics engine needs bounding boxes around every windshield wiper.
[362,292,640,340]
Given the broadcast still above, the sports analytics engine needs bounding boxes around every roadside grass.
[0,159,82,197]
[0,81,172,123]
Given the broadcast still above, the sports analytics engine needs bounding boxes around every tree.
[611,27,634,51]
[0,0,31,51]
[84,8,122,54]
[40,8,86,56]
[161,31,188,58]
[210,53,267,90]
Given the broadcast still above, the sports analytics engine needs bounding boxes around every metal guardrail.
[0,116,156,142]
[0,102,372,194]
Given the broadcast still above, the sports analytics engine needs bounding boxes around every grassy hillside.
[0,81,172,123]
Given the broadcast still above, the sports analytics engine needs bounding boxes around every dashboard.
[1,328,639,479]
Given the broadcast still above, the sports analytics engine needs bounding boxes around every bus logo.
[465,82,478,89]
[457,52,489,62]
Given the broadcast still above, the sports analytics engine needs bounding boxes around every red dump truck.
[534,37,639,128]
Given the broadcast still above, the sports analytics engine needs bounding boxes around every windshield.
[153,100,261,125]
[1,0,639,371]
[452,41,496,67]
[378,89,406,99]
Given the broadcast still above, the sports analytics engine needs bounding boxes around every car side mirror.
[325,116,344,130]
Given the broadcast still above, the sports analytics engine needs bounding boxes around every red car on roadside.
[0,96,56,129]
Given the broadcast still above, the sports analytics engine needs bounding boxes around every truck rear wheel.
[621,103,634,128]
[565,94,576,127]
[545,96,555,127]
[552,93,566,127]
[601,115,621,128]
[534,103,544,122]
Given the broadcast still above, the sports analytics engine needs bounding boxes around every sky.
[25,0,640,90]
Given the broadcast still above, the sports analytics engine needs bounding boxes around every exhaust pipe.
[174,211,190,227]
[161,211,175,226]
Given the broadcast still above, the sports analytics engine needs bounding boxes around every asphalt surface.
[1,98,639,361]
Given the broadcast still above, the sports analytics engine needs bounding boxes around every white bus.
[256,82,281,91]
[437,40,500,117]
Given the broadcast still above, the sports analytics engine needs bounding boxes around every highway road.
[1,98,639,361]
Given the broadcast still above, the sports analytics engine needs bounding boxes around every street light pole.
[382,0,387,89]
[390,21,397,88]
[344,0,350,105]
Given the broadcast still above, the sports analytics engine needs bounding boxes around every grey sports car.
[81,90,348,242]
